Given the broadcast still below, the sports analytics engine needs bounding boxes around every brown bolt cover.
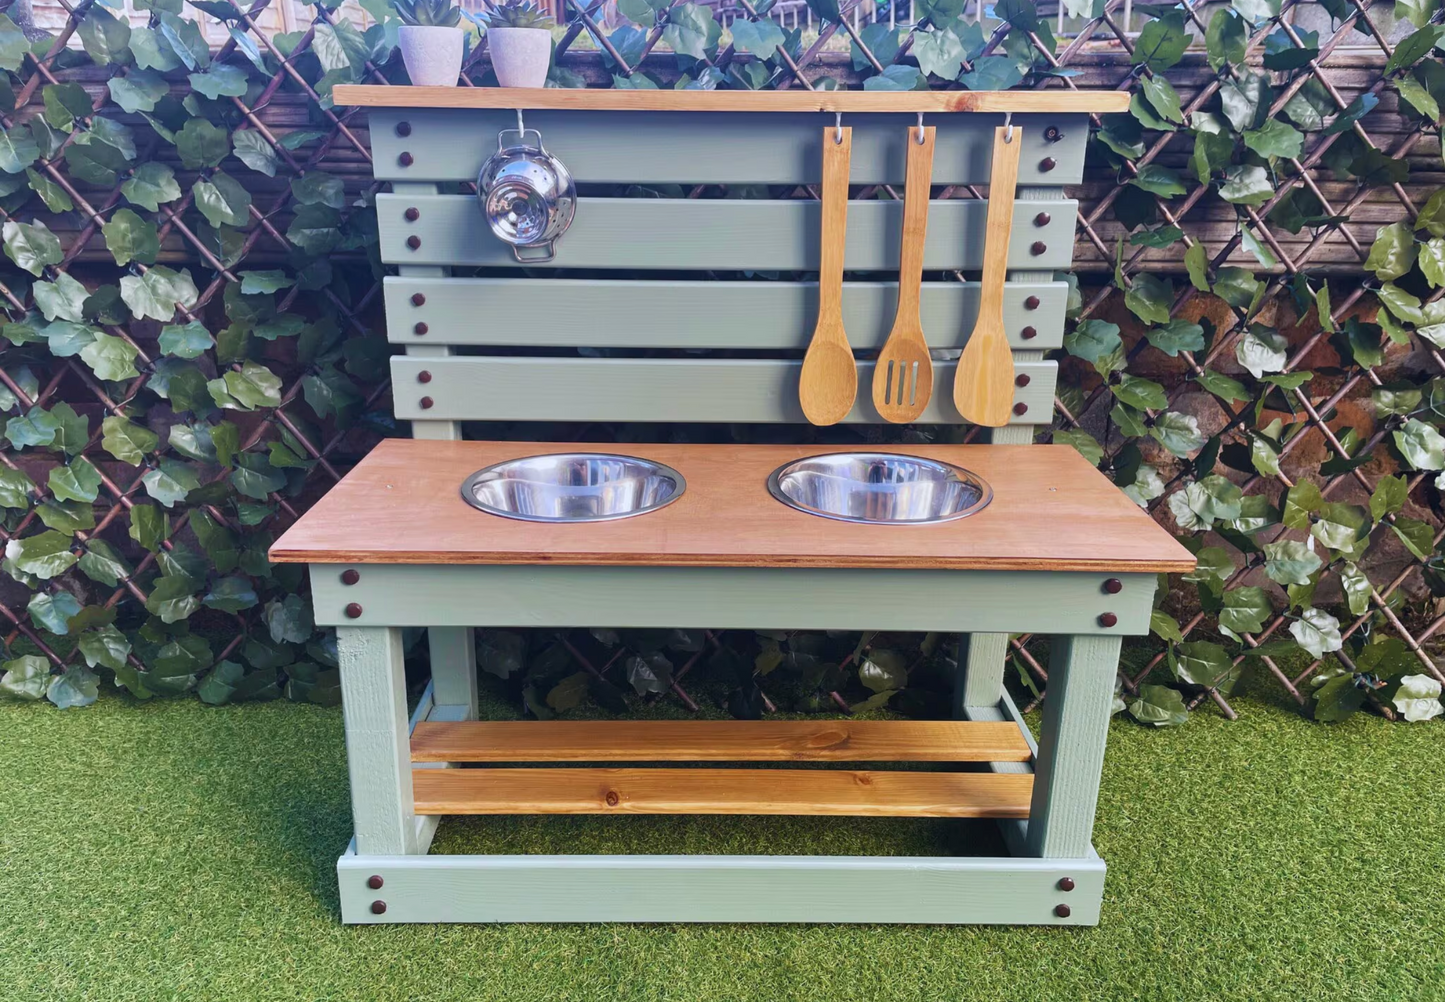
[398,152,413,167]
[367,875,384,890]
[395,121,412,137]
[345,603,363,619]
[1104,578,1123,594]
[1099,612,1118,628]
[605,791,620,807]
[404,207,419,222]
[340,569,360,586]
[1040,157,1056,172]
[371,900,387,915]
[1034,212,1051,226]
[414,322,429,335]
[411,293,426,306]
[420,396,435,409]
[1030,241,1047,256]
[1012,402,1028,416]
[1024,295,1040,310]
[1054,904,1071,918]
[1021,326,1037,340]
[406,235,421,250]
[417,370,432,383]
[1015,373,1031,387]
[1058,877,1076,892]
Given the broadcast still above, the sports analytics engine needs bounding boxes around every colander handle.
[511,241,556,264]
[497,127,546,153]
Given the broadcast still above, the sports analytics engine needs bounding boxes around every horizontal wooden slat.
[412,767,1034,817]
[411,720,1033,763]
[391,356,1057,424]
[386,277,1068,350]
[365,108,1089,185]
[335,84,1132,115]
[378,194,1077,270]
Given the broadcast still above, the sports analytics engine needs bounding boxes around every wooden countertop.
[269,440,1194,572]
[332,85,1131,116]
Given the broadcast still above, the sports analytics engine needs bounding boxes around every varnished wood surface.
[412,767,1035,817]
[411,720,1033,763]
[872,126,936,424]
[955,126,1023,427]
[799,127,856,426]
[334,85,1131,115]
[268,440,1197,571]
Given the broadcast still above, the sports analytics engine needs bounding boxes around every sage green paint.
[311,565,1156,634]
[390,356,1058,425]
[370,109,1091,186]
[1026,634,1124,860]
[336,844,1105,924]
[385,276,1068,350]
[378,194,1078,271]
[337,626,419,856]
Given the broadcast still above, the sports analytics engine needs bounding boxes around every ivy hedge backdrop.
[1,0,1443,730]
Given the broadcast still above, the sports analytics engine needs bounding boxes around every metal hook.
[834,112,843,145]
[516,108,526,135]
[1004,112,1014,144]
[916,112,925,145]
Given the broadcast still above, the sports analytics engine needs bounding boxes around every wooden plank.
[334,84,1132,115]
[410,720,1032,763]
[338,626,421,855]
[271,440,1197,573]
[389,356,1057,425]
[387,277,1069,350]
[1026,634,1122,860]
[364,108,1090,185]
[411,767,1034,817]
[309,565,1159,633]
[336,844,1106,924]
[377,194,1078,270]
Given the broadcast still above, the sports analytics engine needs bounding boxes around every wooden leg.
[954,633,1009,714]
[427,627,477,720]
[338,626,421,855]
[1025,634,1121,859]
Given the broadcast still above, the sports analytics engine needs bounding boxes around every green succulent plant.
[478,0,554,29]
[392,0,462,28]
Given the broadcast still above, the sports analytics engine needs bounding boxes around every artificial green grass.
[2,682,1441,1002]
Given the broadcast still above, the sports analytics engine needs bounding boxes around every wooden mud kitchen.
[269,86,1195,925]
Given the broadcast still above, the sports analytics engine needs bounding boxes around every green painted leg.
[338,626,421,856]
[954,633,1008,714]
[427,627,477,720]
[1025,634,1122,859]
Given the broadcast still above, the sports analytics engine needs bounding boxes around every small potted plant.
[394,0,466,87]
[479,0,555,89]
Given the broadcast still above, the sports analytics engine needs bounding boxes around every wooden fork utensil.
[872,125,936,423]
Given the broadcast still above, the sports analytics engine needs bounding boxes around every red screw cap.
[414,322,428,335]
[371,900,387,915]
[1054,903,1071,918]
[1015,373,1031,388]
[1024,295,1040,310]
[411,293,426,307]
[417,371,432,384]
[1012,402,1028,416]
[1099,612,1118,628]
[1021,326,1038,340]
[398,152,413,167]
[345,603,363,619]
[1030,241,1047,256]
[1104,578,1122,594]
[1040,157,1057,172]
[1034,212,1051,227]
[367,875,383,890]
[341,569,360,586]
[404,207,419,222]
[419,396,434,410]
[406,235,421,250]
[395,122,412,137]
[1058,877,1075,892]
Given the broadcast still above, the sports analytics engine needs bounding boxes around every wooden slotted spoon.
[799,126,856,427]
[872,124,936,423]
[953,125,1022,427]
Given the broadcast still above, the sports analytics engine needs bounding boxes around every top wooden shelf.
[332,85,1130,115]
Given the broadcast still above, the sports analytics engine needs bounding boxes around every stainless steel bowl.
[767,453,991,524]
[461,454,685,523]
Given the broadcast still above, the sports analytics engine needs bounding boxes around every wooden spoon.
[953,124,1022,427]
[799,126,856,427]
[872,124,936,423]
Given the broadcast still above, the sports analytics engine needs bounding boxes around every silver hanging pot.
[476,126,575,263]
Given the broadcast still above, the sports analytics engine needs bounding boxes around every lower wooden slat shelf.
[411,720,1033,763]
[412,767,1034,818]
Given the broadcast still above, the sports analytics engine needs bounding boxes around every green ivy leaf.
[7,531,78,579]
[1313,673,1365,722]
[145,574,201,623]
[1323,91,1378,134]
[48,457,101,503]
[729,17,785,59]
[1339,562,1372,616]
[1131,11,1189,72]
[203,575,259,612]
[1394,418,1445,471]
[78,5,132,66]
[1263,539,1323,585]
[1130,164,1186,197]
[33,273,88,322]
[79,332,141,381]
[107,69,169,113]
[120,266,199,322]
[1243,119,1303,160]
[189,61,248,99]
[1370,474,1408,521]
[121,162,182,211]
[27,589,81,634]
[141,459,200,507]
[193,170,253,228]
[77,538,131,588]
[128,503,167,552]
[1063,318,1121,363]
[1151,411,1206,457]
[230,452,286,500]
[1390,516,1435,561]
[100,414,158,465]
[158,320,214,359]
[3,219,62,276]
[175,116,229,169]
[1235,327,1287,378]
[0,466,36,508]
[101,208,160,267]
[79,624,131,670]
[1145,320,1204,357]
[1364,222,1417,282]
[1,655,51,700]
[1385,24,1445,74]
[159,11,210,71]
[1124,273,1173,325]
[1219,586,1271,640]
[1128,683,1189,726]
[1219,165,1273,206]
[46,666,99,709]
[1052,428,1104,465]
[0,14,30,72]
